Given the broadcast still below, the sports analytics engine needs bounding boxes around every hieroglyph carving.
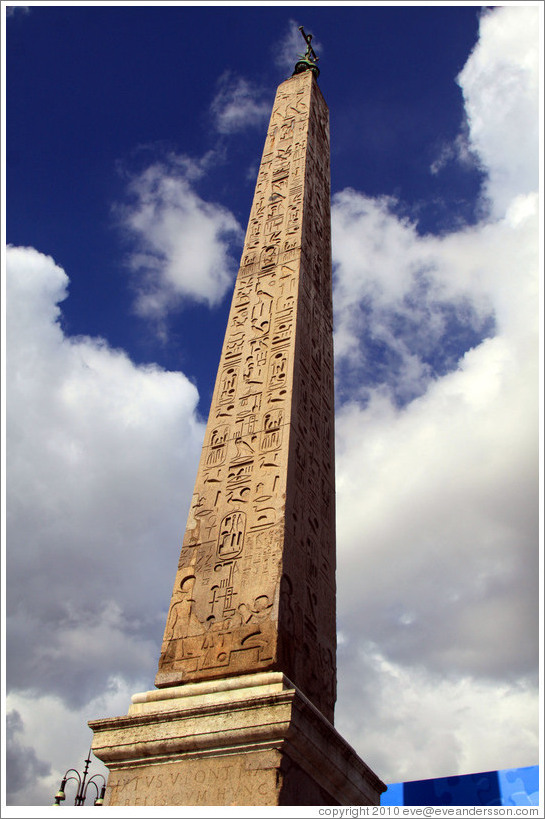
[156,69,336,723]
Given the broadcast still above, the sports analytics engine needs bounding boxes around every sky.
[2,0,542,811]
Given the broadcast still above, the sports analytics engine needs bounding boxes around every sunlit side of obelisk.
[90,30,386,806]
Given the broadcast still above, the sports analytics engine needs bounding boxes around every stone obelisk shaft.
[90,62,386,805]
[155,68,336,722]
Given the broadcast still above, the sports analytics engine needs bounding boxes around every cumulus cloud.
[6,245,206,800]
[335,322,538,677]
[331,186,538,404]
[429,6,538,221]
[456,6,539,219]
[210,71,271,134]
[5,683,139,806]
[6,710,51,804]
[115,154,243,321]
[336,648,539,784]
[332,4,539,780]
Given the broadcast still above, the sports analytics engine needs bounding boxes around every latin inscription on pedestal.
[105,754,278,807]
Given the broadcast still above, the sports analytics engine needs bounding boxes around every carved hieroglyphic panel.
[156,70,336,723]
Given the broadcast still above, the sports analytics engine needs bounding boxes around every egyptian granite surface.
[155,70,336,723]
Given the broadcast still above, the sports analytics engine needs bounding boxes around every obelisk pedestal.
[90,673,385,806]
[90,34,386,806]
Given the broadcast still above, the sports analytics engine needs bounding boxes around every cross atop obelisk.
[90,35,386,805]
[294,25,320,75]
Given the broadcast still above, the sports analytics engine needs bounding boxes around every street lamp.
[53,748,106,806]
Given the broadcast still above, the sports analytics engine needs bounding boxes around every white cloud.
[210,72,271,134]
[429,5,539,219]
[6,683,137,806]
[336,648,538,784]
[332,186,538,402]
[335,323,538,675]
[456,6,540,219]
[6,245,206,802]
[116,155,243,320]
[6,709,51,805]
[332,4,539,781]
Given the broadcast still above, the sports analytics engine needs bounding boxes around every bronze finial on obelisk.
[90,33,386,806]
[294,25,320,77]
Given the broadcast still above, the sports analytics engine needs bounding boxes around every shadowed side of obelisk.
[280,72,337,718]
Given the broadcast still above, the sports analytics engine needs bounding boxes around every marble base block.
[89,672,385,806]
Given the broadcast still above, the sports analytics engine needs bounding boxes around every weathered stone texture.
[102,753,281,807]
[155,69,336,723]
[90,674,386,806]
[99,752,335,808]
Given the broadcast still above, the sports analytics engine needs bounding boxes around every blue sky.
[7,2,486,409]
[4,1,541,810]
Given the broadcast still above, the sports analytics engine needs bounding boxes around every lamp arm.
[53,771,82,806]
[83,774,105,797]
[84,774,107,806]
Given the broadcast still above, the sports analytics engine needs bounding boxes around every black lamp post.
[53,748,106,806]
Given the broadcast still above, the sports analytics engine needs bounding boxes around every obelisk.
[90,30,386,806]
[154,28,336,724]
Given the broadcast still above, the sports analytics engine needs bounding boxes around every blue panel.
[381,782,404,805]
[498,765,539,806]
[385,766,539,806]
[404,771,502,806]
